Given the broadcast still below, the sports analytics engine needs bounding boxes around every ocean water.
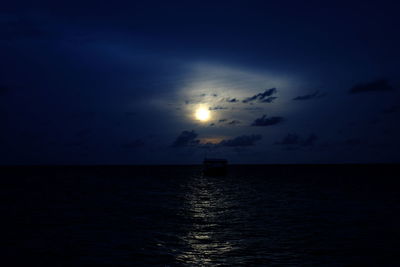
[1,165,400,266]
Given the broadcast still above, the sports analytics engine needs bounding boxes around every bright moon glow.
[195,107,210,121]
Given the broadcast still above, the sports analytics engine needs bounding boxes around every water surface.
[1,165,399,266]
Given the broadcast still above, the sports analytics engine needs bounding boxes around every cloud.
[172,130,200,147]
[244,107,263,111]
[227,120,240,125]
[226,98,239,103]
[302,134,318,146]
[318,138,364,151]
[275,133,300,145]
[261,96,277,103]
[275,133,318,147]
[242,88,277,103]
[209,106,228,110]
[219,134,262,147]
[349,79,394,94]
[216,119,240,125]
[251,115,284,126]
[293,90,326,100]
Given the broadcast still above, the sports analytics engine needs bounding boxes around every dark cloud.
[218,119,227,123]
[260,96,277,103]
[209,123,215,127]
[228,120,240,125]
[318,138,364,151]
[219,134,262,147]
[172,130,199,147]
[185,99,201,105]
[302,134,318,146]
[293,90,326,100]
[251,115,284,126]
[349,79,394,94]
[209,106,228,110]
[243,88,277,103]
[275,133,300,145]
[226,98,239,103]
[275,133,318,147]
[244,107,263,111]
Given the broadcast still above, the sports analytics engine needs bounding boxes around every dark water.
[1,165,400,266]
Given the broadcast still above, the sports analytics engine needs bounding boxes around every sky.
[1,0,399,164]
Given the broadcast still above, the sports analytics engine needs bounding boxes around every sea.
[1,165,400,266]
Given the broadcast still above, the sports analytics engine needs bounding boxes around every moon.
[195,107,210,122]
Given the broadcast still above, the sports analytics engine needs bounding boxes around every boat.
[203,158,228,176]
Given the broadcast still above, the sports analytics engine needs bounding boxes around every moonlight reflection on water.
[176,174,250,265]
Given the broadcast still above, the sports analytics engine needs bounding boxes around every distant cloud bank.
[172,130,199,147]
[349,79,394,94]
[293,90,326,100]
[275,133,318,148]
[219,134,262,147]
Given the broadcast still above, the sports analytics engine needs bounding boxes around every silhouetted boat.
[203,158,228,176]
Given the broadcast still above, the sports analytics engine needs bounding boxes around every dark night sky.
[1,0,399,164]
